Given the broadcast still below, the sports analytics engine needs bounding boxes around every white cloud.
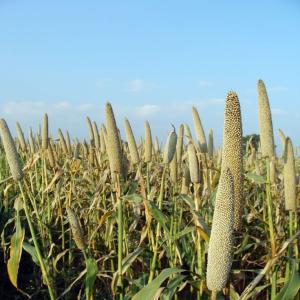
[54,101,71,109]
[199,80,212,87]
[128,79,156,93]
[2,101,47,116]
[76,103,94,112]
[1,100,95,116]
[128,79,146,92]
[135,104,160,117]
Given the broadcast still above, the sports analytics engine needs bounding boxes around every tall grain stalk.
[149,129,177,283]
[105,102,124,299]
[283,137,298,277]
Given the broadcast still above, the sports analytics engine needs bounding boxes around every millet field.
[0,79,299,300]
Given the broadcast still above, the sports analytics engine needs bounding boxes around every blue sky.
[0,0,299,149]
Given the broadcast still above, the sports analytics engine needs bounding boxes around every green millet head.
[100,124,107,154]
[176,124,184,165]
[58,129,68,155]
[170,151,178,183]
[206,168,234,292]
[42,113,49,150]
[47,143,55,168]
[66,131,72,154]
[187,142,200,183]
[221,91,243,231]
[208,128,214,158]
[86,116,95,147]
[183,123,192,142]
[92,121,100,150]
[163,128,177,164]
[181,164,191,194]
[16,122,27,151]
[124,118,140,164]
[66,207,86,251]
[283,137,297,211]
[278,128,286,157]
[0,119,24,181]
[105,102,123,180]
[257,79,275,158]
[144,121,152,163]
[74,142,80,159]
[192,106,207,153]
[29,127,36,154]
[154,136,160,153]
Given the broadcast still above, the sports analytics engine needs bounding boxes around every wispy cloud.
[128,79,146,92]
[2,101,47,116]
[76,103,95,112]
[128,79,156,93]
[1,101,95,116]
[199,80,212,87]
[54,101,71,109]
[135,104,160,117]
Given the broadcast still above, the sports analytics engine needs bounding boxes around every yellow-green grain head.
[176,124,184,166]
[66,207,86,251]
[16,122,27,151]
[92,121,100,150]
[163,128,177,164]
[29,127,36,154]
[86,116,95,147]
[192,106,207,153]
[124,118,139,165]
[42,113,49,150]
[221,91,243,231]
[257,79,275,158]
[283,137,297,211]
[187,141,200,183]
[58,129,68,155]
[208,128,214,158]
[105,102,123,180]
[144,121,152,163]
[0,119,24,181]
[206,168,234,292]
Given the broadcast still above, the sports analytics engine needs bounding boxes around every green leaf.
[179,194,195,209]
[162,226,194,244]
[7,216,24,288]
[148,201,170,237]
[275,264,300,300]
[112,247,144,293]
[122,193,143,203]
[161,274,186,300]
[85,258,98,300]
[22,242,39,265]
[53,249,69,273]
[132,268,183,300]
[246,173,266,184]
[7,202,25,288]
[230,284,241,300]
